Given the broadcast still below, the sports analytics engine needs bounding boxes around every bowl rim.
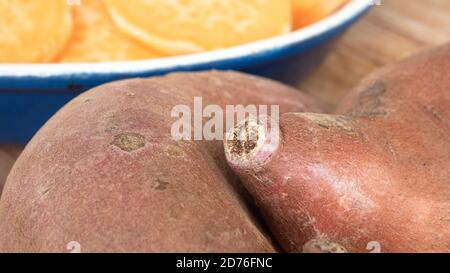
[0,0,373,78]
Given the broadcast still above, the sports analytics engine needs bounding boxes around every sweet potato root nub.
[225,44,450,253]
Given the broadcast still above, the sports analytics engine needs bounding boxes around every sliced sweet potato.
[60,0,157,62]
[0,0,73,63]
[104,0,291,55]
[292,0,348,29]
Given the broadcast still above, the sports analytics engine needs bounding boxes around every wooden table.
[0,0,449,189]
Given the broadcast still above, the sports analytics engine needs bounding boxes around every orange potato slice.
[0,0,73,63]
[103,0,291,55]
[292,0,348,29]
[60,0,158,62]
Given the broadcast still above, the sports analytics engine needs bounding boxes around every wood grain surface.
[0,0,449,190]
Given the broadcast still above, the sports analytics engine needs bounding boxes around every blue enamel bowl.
[0,0,372,143]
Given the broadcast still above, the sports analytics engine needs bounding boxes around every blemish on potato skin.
[37,180,57,201]
[153,176,170,191]
[41,187,52,197]
[282,176,291,185]
[302,238,347,253]
[111,133,146,152]
[168,202,186,220]
[386,141,398,159]
[107,113,122,129]
[164,145,186,158]
[352,80,388,117]
[423,104,447,129]
[296,113,355,133]
[246,171,272,184]
[280,192,289,199]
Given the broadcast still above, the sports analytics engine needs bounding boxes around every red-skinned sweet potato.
[225,44,450,253]
[0,71,321,252]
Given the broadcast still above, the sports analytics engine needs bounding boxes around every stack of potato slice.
[0,0,73,63]
[0,0,346,63]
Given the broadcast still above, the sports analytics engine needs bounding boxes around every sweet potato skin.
[225,44,450,253]
[0,71,320,252]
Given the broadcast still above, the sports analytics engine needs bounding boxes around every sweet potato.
[104,0,291,55]
[0,71,321,252]
[224,44,450,253]
[60,0,158,62]
[0,0,73,63]
[291,0,348,29]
